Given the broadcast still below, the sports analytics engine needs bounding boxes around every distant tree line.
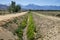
[8,1,21,13]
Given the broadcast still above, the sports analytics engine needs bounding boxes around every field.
[33,11,60,16]
[0,11,60,40]
[0,10,10,15]
[32,11,60,40]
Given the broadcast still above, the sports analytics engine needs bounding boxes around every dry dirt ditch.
[0,11,36,40]
[0,12,27,26]
[23,12,36,40]
[33,12,60,40]
[0,12,28,40]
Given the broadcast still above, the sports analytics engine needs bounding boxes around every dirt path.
[0,12,27,21]
[33,12,60,40]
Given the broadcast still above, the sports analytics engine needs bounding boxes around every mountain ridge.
[0,4,60,10]
[0,4,8,10]
[21,4,60,10]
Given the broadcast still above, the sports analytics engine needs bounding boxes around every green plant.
[8,1,21,13]
[27,12,36,40]
[16,27,23,40]
[20,16,28,29]
[15,15,28,40]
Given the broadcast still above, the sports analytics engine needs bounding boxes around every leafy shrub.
[8,1,21,13]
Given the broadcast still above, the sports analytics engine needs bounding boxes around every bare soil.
[33,12,60,40]
[0,12,27,21]
[0,12,27,40]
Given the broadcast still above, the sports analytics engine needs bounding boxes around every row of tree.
[8,1,21,13]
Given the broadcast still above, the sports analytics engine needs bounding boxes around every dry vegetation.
[34,11,60,16]
[0,11,60,40]
[0,10,10,15]
[33,11,60,40]
[0,12,28,40]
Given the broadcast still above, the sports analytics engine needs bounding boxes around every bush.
[8,1,21,13]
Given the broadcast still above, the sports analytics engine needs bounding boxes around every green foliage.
[20,16,28,29]
[27,12,36,40]
[8,1,16,13]
[15,5,21,12]
[16,27,23,40]
[15,15,28,40]
[8,1,21,13]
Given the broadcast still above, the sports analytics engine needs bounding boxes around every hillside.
[22,4,60,10]
[0,4,8,10]
[0,4,60,10]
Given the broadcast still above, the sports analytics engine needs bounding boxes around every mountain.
[0,4,60,10]
[21,4,60,10]
[0,4,8,10]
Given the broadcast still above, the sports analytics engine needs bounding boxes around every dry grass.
[0,12,27,40]
[33,12,60,40]
[34,11,60,16]
[0,12,27,25]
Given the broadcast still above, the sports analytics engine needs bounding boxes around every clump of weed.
[15,15,28,40]
[27,12,36,40]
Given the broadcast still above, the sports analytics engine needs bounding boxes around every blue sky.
[0,0,60,6]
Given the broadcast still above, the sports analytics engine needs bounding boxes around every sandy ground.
[0,12,27,40]
[33,12,60,21]
[33,12,60,40]
[0,12,27,21]
[0,27,18,40]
